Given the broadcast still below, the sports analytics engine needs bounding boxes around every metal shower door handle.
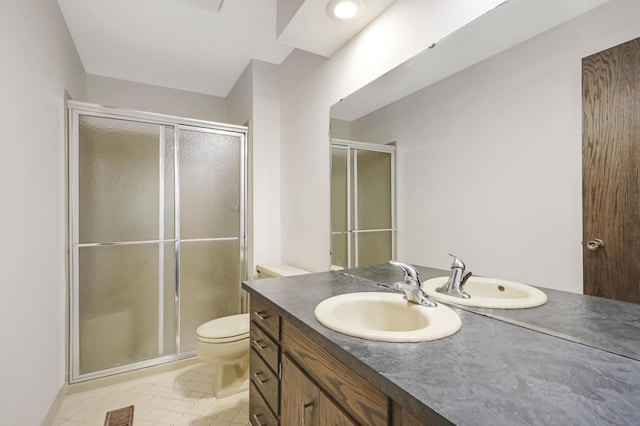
[586,239,605,251]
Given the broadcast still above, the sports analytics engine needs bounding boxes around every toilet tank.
[256,263,310,279]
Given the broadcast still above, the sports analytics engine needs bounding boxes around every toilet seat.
[196,313,249,344]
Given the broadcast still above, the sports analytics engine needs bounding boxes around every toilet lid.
[196,313,250,342]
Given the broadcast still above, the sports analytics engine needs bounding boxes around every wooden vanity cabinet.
[248,296,436,426]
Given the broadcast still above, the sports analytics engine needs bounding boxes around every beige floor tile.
[190,418,216,426]
[53,363,249,425]
[136,406,170,422]
[131,419,155,426]
[155,410,185,424]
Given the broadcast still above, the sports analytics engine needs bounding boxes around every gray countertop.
[242,267,640,425]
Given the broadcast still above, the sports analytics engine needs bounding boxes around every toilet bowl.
[195,313,250,398]
[195,263,310,398]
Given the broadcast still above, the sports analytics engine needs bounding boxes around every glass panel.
[79,116,174,243]
[78,243,175,375]
[161,242,177,356]
[357,231,392,267]
[331,232,349,269]
[350,150,356,231]
[180,130,241,239]
[331,148,348,232]
[355,150,392,230]
[180,240,240,352]
[163,127,176,239]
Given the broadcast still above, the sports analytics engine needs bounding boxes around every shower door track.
[68,101,248,384]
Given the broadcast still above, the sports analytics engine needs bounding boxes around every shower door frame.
[68,101,248,383]
[330,138,397,268]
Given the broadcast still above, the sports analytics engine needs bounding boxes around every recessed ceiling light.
[326,0,365,20]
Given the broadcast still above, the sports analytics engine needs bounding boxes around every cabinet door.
[281,355,319,425]
[281,355,357,426]
[319,393,357,426]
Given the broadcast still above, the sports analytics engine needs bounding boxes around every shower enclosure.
[68,102,247,383]
[330,139,396,269]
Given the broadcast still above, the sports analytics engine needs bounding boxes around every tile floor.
[53,363,249,425]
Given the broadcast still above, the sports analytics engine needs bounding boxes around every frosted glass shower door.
[354,149,394,266]
[69,104,248,382]
[331,147,349,268]
[74,115,176,377]
[330,141,396,268]
[178,129,243,353]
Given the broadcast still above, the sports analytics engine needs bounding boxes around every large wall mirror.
[330,0,640,360]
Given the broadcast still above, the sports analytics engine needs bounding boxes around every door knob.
[586,239,605,251]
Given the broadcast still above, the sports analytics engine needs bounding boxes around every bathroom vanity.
[243,266,640,425]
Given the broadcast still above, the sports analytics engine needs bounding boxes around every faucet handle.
[389,260,419,283]
[460,271,473,291]
[448,253,466,269]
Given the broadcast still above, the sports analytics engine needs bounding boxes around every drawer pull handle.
[253,371,268,384]
[252,413,266,426]
[301,401,313,426]
[252,339,267,350]
[254,310,269,320]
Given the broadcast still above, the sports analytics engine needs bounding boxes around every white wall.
[350,0,640,293]
[0,0,85,423]
[238,50,327,274]
[251,61,283,274]
[280,0,506,272]
[227,61,283,277]
[226,64,253,126]
[329,118,351,140]
[86,74,227,122]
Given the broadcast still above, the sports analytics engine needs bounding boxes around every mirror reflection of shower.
[330,137,396,269]
[69,102,247,383]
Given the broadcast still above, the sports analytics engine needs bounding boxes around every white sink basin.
[422,276,547,309]
[314,292,462,342]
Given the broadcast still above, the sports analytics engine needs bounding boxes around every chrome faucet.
[389,261,437,307]
[436,254,472,299]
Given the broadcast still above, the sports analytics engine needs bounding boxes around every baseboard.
[41,382,68,426]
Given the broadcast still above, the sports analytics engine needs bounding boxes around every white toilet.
[195,263,309,398]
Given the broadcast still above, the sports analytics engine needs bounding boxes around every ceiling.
[57,0,394,97]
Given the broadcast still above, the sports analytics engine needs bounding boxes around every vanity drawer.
[250,321,279,373]
[250,348,279,415]
[251,297,280,340]
[282,320,388,426]
[250,381,279,426]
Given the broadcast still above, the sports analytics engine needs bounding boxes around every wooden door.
[582,37,640,303]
